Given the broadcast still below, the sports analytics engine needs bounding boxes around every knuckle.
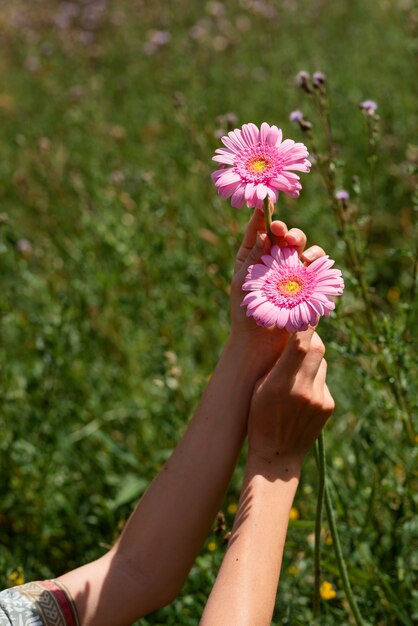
[292,340,309,357]
[310,335,325,357]
[324,396,335,414]
[310,398,325,413]
[293,388,311,405]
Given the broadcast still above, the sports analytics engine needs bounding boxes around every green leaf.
[109,474,148,510]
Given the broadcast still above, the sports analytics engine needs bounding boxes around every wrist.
[246,449,303,481]
[223,334,266,377]
[225,332,279,380]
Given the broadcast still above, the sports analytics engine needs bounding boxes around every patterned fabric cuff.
[0,580,80,626]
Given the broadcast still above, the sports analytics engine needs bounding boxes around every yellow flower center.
[249,158,268,172]
[279,278,302,295]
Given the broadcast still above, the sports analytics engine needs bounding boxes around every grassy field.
[0,1,417,624]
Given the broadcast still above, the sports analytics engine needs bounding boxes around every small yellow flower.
[287,564,299,576]
[387,286,400,303]
[289,507,300,521]
[325,532,333,546]
[227,502,238,515]
[8,569,25,586]
[208,541,217,552]
[320,581,336,600]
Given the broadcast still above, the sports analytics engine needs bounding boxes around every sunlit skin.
[239,212,344,333]
[231,204,326,374]
[58,208,330,626]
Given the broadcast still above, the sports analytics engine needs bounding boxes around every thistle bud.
[312,71,326,93]
[335,189,350,208]
[295,71,313,94]
[360,100,378,115]
[289,110,312,133]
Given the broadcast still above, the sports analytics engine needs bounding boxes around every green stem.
[358,471,377,541]
[365,120,377,254]
[403,226,418,342]
[313,434,325,617]
[313,89,335,158]
[320,434,366,626]
[307,135,377,333]
[307,126,415,443]
[263,197,274,243]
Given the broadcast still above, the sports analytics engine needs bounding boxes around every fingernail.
[303,250,315,261]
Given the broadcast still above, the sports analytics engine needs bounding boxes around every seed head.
[295,71,313,94]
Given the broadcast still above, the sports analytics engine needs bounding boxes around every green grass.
[0,1,417,624]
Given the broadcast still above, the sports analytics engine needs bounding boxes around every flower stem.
[307,133,415,443]
[313,433,325,617]
[365,119,377,254]
[317,432,367,626]
[263,197,274,244]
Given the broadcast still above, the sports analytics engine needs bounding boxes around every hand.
[230,206,326,375]
[247,326,334,471]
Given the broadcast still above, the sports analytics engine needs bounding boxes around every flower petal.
[230,185,246,208]
[252,301,278,327]
[275,307,290,329]
[266,125,281,146]
[274,128,284,146]
[212,154,236,165]
[266,187,278,203]
[256,184,269,200]
[279,246,300,267]
[241,122,260,146]
[211,123,310,209]
[260,122,271,144]
[216,170,241,186]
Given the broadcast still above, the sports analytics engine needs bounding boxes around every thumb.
[234,231,271,287]
[265,326,316,385]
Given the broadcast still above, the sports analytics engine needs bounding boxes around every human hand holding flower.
[229,206,328,377]
[247,326,334,471]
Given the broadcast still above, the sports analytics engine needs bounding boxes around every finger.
[313,357,328,389]
[268,326,316,382]
[304,358,327,407]
[270,220,288,247]
[285,228,307,258]
[296,333,326,382]
[235,208,267,272]
[312,363,335,419]
[322,383,335,415]
[302,245,326,265]
[234,231,270,285]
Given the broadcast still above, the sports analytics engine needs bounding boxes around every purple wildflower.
[360,100,378,114]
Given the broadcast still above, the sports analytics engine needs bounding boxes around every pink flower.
[211,122,311,210]
[242,246,344,332]
[360,99,377,114]
[289,110,304,123]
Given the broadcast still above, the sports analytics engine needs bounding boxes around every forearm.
[200,454,300,626]
[59,337,268,625]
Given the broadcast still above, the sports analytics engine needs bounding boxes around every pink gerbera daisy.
[242,246,344,332]
[211,122,311,210]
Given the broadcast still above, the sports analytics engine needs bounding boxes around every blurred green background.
[0,1,417,624]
